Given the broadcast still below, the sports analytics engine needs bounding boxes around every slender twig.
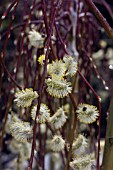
[0,57,22,90]
[78,70,99,99]
[0,0,18,26]
[0,95,12,150]
[100,0,113,20]
[41,0,58,59]
[55,22,69,54]
[1,0,19,60]
[79,37,107,89]
[0,20,44,40]
[0,0,19,92]
[28,1,60,169]
[65,93,77,170]
[78,70,101,170]
[84,0,113,41]
[13,0,37,82]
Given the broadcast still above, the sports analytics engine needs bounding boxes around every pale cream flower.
[47,60,66,76]
[10,118,33,143]
[31,104,50,123]
[49,107,68,129]
[70,154,95,170]
[76,104,99,124]
[28,29,45,48]
[48,135,65,152]
[9,139,31,161]
[45,75,72,98]
[63,55,78,77]
[72,134,87,157]
[51,153,61,163]
[14,88,38,108]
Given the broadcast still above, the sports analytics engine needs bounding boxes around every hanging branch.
[0,57,22,90]
[84,0,113,41]
[0,95,12,149]
[78,70,101,170]
[28,1,61,169]
[0,0,18,26]
[0,0,19,92]
[101,93,113,170]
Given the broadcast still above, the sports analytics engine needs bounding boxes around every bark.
[101,94,113,170]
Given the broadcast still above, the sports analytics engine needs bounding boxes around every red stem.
[84,0,113,41]
[78,70,101,170]
[28,1,60,169]
[0,0,19,92]
[0,0,18,26]
[0,56,22,90]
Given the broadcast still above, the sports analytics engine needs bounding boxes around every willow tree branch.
[100,0,113,20]
[84,0,113,41]
[64,93,77,170]
[101,93,113,170]
[78,70,101,170]
[0,57,22,90]
[28,1,60,169]
[0,95,12,150]
[0,0,18,26]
